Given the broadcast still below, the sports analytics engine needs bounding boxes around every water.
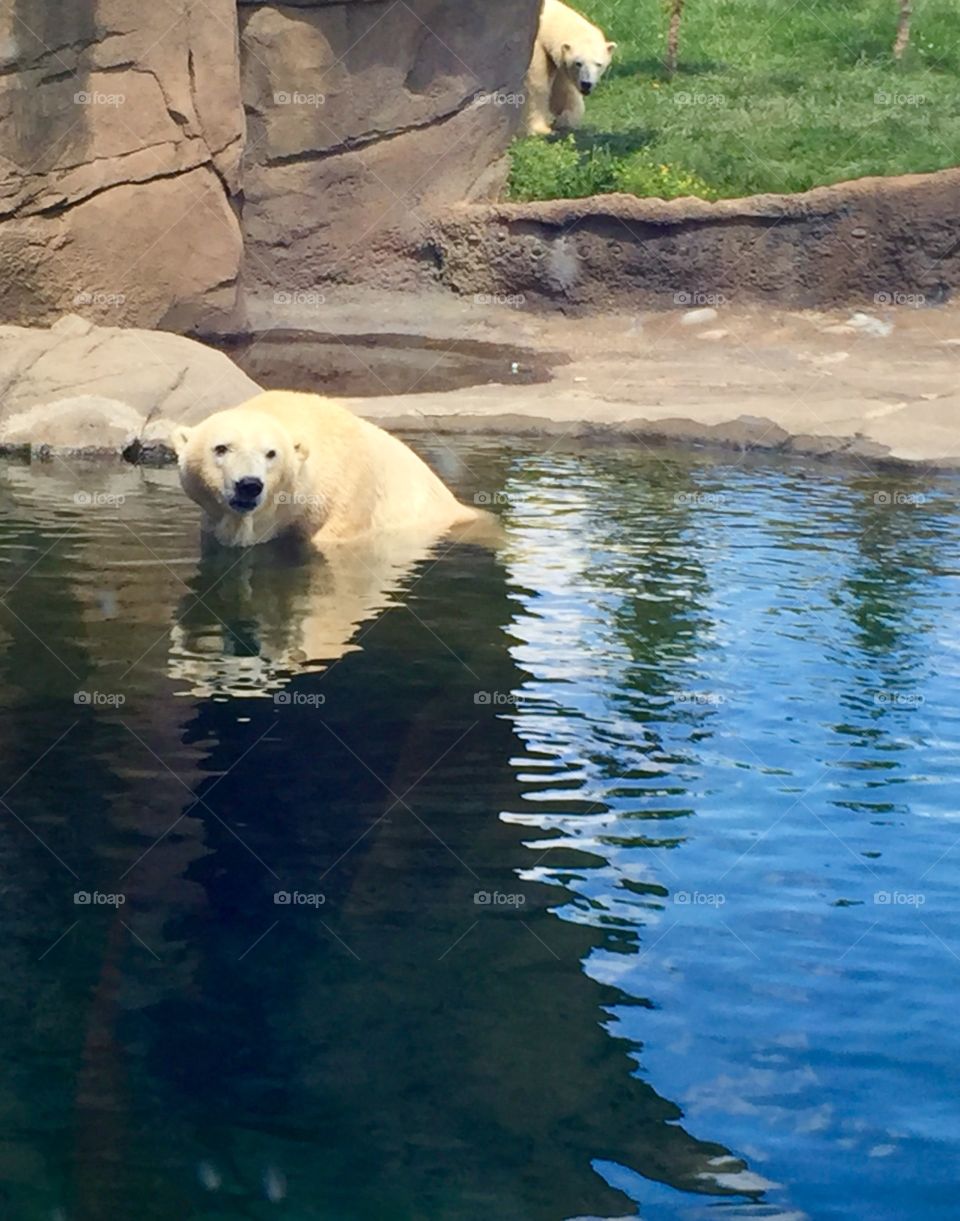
[0,442,957,1221]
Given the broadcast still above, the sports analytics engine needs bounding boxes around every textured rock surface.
[0,315,260,449]
[0,0,246,328]
[238,0,539,295]
[428,169,960,311]
[0,0,539,327]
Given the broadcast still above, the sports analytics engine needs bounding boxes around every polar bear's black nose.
[580,81,593,95]
[235,477,263,499]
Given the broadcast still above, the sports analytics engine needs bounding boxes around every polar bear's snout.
[231,476,265,513]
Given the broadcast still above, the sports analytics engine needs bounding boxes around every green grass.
[507,0,960,201]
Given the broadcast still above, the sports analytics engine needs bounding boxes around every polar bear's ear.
[293,437,310,463]
[607,40,618,55]
[171,425,192,454]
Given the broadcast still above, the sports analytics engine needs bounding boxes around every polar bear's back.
[240,390,476,541]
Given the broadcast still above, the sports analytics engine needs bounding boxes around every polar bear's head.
[560,35,616,95]
[173,408,310,537]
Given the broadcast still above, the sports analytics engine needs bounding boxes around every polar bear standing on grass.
[524,0,617,136]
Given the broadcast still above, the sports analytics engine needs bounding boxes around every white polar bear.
[524,0,616,136]
[172,390,479,549]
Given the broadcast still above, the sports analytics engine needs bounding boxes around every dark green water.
[0,442,957,1221]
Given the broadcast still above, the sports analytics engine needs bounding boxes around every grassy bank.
[507,0,960,201]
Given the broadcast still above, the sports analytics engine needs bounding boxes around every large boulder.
[0,314,260,454]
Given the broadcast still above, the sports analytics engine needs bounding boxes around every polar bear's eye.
[213,444,228,456]
[265,449,277,460]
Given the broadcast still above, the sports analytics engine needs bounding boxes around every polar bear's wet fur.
[524,0,616,136]
[173,390,478,549]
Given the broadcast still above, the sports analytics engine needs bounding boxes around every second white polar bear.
[524,0,616,136]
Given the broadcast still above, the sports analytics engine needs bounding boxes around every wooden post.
[893,0,913,59]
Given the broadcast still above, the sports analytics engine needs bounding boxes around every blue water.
[0,443,957,1220]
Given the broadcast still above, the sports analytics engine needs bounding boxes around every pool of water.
[0,442,957,1220]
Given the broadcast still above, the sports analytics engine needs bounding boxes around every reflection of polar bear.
[524,0,616,135]
[173,391,478,549]
[168,533,443,699]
